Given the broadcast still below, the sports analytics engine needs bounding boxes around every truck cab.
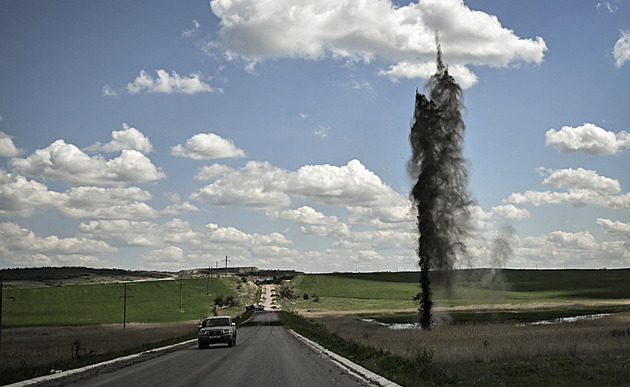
[198,316,237,349]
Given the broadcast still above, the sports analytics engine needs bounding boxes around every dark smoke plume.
[408,36,471,329]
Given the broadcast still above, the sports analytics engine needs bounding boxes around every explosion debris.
[408,36,471,329]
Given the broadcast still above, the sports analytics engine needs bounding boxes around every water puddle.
[363,313,611,330]
[517,313,610,327]
[362,319,422,330]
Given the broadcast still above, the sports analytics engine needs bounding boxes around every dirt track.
[298,299,630,318]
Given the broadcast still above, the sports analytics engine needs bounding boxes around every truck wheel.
[199,342,208,349]
[227,339,233,347]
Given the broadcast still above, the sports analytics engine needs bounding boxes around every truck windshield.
[203,318,230,327]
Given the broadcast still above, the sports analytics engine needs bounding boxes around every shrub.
[213,295,224,306]
[303,293,310,300]
[224,294,239,307]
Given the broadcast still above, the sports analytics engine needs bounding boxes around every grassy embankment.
[282,269,630,386]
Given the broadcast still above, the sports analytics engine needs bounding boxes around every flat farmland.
[291,269,630,314]
[1,276,244,327]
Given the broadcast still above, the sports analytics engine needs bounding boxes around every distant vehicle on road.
[198,316,237,349]
[245,303,260,311]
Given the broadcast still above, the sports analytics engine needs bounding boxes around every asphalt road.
[60,311,370,387]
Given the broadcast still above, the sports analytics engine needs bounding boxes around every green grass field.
[291,269,630,314]
[2,277,244,327]
[6,269,629,327]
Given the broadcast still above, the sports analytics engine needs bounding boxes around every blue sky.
[1,0,629,272]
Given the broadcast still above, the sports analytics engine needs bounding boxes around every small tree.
[280,282,297,300]
[213,295,224,306]
[302,293,310,300]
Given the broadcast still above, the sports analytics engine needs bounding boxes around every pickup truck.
[198,316,237,349]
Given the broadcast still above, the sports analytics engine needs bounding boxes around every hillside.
[0,267,174,288]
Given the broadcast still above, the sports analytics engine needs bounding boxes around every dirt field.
[0,321,198,371]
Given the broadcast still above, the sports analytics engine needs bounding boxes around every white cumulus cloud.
[172,133,246,160]
[85,123,153,154]
[545,123,630,155]
[141,246,186,269]
[127,69,221,95]
[492,204,531,220]
[597,218,630,238]
[508,168,630,210]
[0,132,23,157]
[267,206,350,237]
[539,167,621,195]
[209,0,547,88]
[0,222,115,267]
[191,159,410,233]
[10,139,165,186]
[613,30,630,68]
[57,186,159,219]
[192,161,292,209]
[0,169,164,220]
[0,169,60,217]
[194,164,234,181]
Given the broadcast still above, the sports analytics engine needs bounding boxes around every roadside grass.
[451,354,630,387]
[0,332,197,386]
[317,313,630,363]
[279,310,460,387]
[2,277,243,327]
[301,312,630,386]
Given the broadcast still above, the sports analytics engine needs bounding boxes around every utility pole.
[206,266,211,295]
[123,283,127,329]
[179,274,184,313]
[120,283,133,329]
[1,276,3,351]
[225,256,228,277]
[0,276,15,351]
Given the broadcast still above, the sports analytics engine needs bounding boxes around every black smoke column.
[409,38,471,329]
